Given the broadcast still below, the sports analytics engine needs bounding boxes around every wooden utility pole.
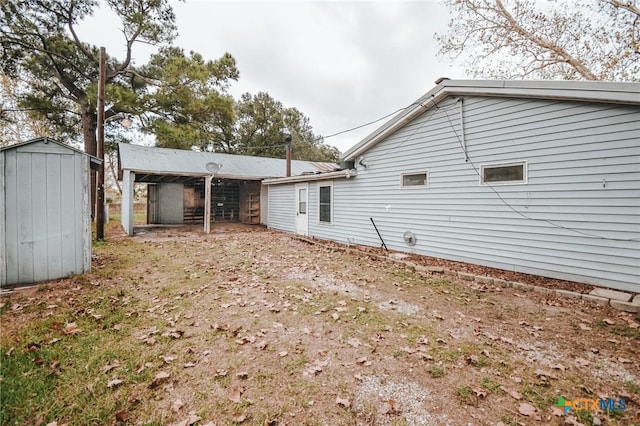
[96,47,106,240]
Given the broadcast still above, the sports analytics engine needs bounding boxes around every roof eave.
[262,169,357,185]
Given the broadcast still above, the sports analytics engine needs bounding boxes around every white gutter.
[262,169,357,185]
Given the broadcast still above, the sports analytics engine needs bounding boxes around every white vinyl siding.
[267,184,296,233]
[269,96,640,292]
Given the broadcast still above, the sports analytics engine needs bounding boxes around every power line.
[318,103,421,141]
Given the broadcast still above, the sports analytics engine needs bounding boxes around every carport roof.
[118,143,338,183]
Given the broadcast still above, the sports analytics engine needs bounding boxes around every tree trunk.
[81,103,98,219]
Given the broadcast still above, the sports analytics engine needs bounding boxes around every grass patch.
[428,365,445,378]
[456,385,476,405]
[480,376,503,394]
[573,409,594,425]
[624,381,640,397]
[521,385,550,411]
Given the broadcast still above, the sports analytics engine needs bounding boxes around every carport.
[117,144,336,235]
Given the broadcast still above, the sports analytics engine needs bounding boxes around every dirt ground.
[1,225,639,426]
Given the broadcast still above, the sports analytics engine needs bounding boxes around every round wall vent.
[403,231,417,246]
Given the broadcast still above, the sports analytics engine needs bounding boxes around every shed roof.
[117,143,338,183]
[1,137,101,169]
[343,79,640,161]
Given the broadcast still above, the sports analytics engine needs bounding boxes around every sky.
[78,0,466,154]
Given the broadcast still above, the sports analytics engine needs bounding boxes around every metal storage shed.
[0,138,100,286]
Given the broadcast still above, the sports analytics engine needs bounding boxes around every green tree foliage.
[140,47,239,151]
[437,0,639,81]
[0,75,52,145]
[234,92,339,162]
[0,0,180,155]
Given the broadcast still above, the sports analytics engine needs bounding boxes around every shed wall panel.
[16,152,34,283]
[158,183,184,224]
[46,153,63,279]
[272,97,640,291]
[31,153,49,282]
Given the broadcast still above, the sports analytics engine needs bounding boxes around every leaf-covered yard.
[1,226,639,425]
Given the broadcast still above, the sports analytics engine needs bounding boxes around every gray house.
[264,80,640,293]
[1,138,100,286]
[117,143,336,235]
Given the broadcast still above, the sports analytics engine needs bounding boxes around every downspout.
[458,97,468,162]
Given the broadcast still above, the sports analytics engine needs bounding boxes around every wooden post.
[204,175,212,233]
[96,46,106,240]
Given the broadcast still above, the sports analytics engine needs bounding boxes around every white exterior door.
[295,183,308,235]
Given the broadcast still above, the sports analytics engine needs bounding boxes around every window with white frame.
[318,183,332,223]
[480,161,527,185]
[401,172,428,188]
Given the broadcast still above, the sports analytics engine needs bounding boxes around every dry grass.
[1,225,639,425]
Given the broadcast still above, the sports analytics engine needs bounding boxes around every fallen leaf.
[115,410,129,422]
[63,322,82,335]
[161,355,177,364]
[472,388,487,398]
[500,386,523,400]
[466,355,479,365]
[149,371,170,388]
[229,386,243,403]
[336,396,351,408]
[379,399,401,415]
[107,378,123,388]
[535,369,554,379]
[575,358,591,367]
[102,360,121,374]
[400,346,415,354]
[232,414,246,423]
[168,411,202,426]
[518,402,536,416]
[254,340,268,350]
[172,399,184,413]
[346,338,361,348]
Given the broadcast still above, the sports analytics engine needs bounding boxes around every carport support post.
[204,175,212,233]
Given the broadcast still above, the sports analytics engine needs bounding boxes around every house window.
[319,183,332,223]
[481,162,527,185]
[401,172,428,187]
